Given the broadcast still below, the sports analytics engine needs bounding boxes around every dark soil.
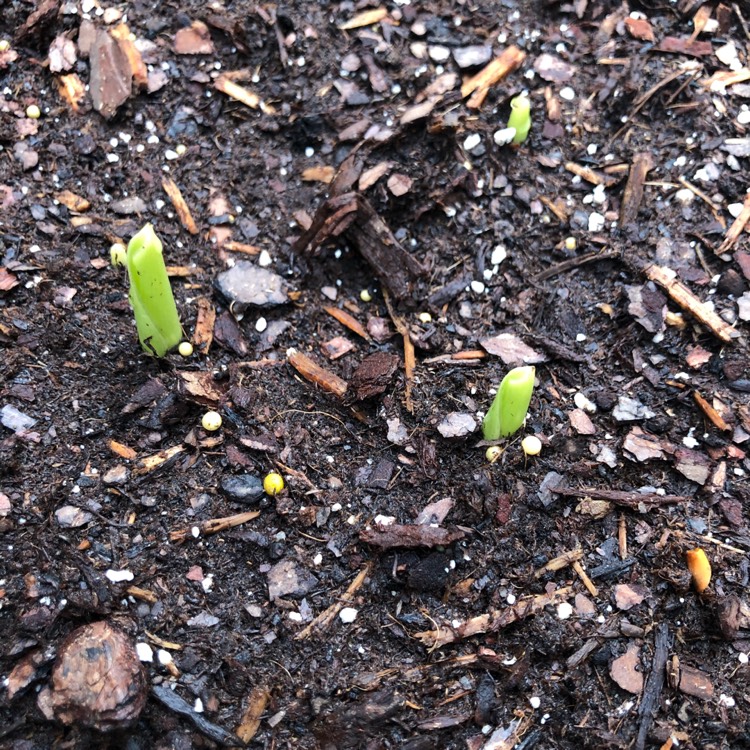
[2,1,750,748]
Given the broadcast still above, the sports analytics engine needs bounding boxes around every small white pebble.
[175,144,187,156]
[463,133,482,151]
[157,649,173,665]
[738,110,750,125]
[373,514,396,526]
[258,249,272,267]
[331,502,342,512]
[106,153,119,164]
[739,652,749,664]
[201,574,214,592]
[491,244,507,264]
[418,311,432,323]
[506,593,516,605]
[136,643,153,662]
[493,127,516,146]
[574,392,597,413]
[576,333,587,342]
[470,280,485,294]
[588,212,605,232]
[529,696,541,709]
[105,569,134,583]
[719,694,736,708]
[559,87,575,101]
[164,149,179,160]
[313,553,323,565]
[255,317,268,333]
[339,607,358,623]
[288,611,303,623]
[728,202,745,218]
[194,698,204,713]
[557,601,573,620]
[191,526,200,538]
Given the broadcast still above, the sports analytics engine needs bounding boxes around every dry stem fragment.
[215,75,276,115]
[162,177,198,235]
[572,560,599,597]
[645,264,739,343]
[56,73,86,111]
[533,548,583,578]
[323,305,370,341]
[619,152,654,227]
[169,510,260,542]
[287,348,348,398]
[693,391,731,431]
[718,190,750,254]
[383,290,415,412]
[134,444,185,475]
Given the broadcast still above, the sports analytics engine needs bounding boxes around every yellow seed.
[26,104,41,119]
[485,446,502,463]
[263,472,285,496]
[0,40,10,52]
[178,341,194,357]
[564,236,577,251]
[110,243,127,267]
[418,312,432,324]
[360,289,372,302]
[175,144,187,156]
[521,435,542,456]
[201,411,222,431]
[686,548,711,593]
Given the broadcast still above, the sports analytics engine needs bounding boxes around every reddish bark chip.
[348,352,400,400]
[610,643,643,694]
[46,621,147,731]
[174,21,215,55]
[624,17,656,42]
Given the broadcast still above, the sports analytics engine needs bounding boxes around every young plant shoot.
[126,223,182,357]
[507,94,531,145]
[483,366,535,441]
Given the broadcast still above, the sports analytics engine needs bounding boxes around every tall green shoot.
[483,366,535,440]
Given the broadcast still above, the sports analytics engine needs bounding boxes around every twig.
[572,560,599,597]
[717,190,750,254]
[645,264,739,343]
[533,548,583,579]
[169,510,260,542]
[533,250,620,282]
[295,562,373,640]
[552,485,686,507]
[733,3,750,41]
[383,289,415,413]
[619,152,654,228]
[693,391,731,431]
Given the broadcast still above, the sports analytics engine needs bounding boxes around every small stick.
[193,297,215,353]
[533,250,620,283]
[460,46,526,108]
[323,305,370,341]
[693,391,731,431]
[169,510,260,542]
[564,161,614,186]
[572,560,599,597]
[286,348,348,398]
[619,152,654,227]
[618,514,628,560]
[718,190,750,254]
[214,75,276,115]
[295,562,372,640]
[223,240,260,255]
[635,623,670,750]
[162,177,198,235]
[383,290,415,413]
[127,585,158,603]
[552,486,686,507]
[533,548,583,578]
[645,264,739,343]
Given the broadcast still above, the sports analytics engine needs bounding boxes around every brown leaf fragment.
[358,161,393,191]
[533,53,575,82]
[348,352,400,400]
[287,348,348,398]
[302,166,335,183]
[623,427,666,462]
[624,17,656,42]
[480,333,546,365]
[47,622,147,730]
[678,665,714,700]
[174,21,215,55]
[655,37,713,56]
[175,371,225,406]
[89,28,132,119]
[236,687,269,743]
[162,177,198,235]
[360,523,466,549]
[0,268,19,291]
[461,46,526,109]
[610,644,643,695]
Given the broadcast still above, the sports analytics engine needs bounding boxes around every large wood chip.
[193,297,216,353]
[111,23,148,89]
[619,152,654,227]
[323,305,370,340]
[236,687,269,743]
[89,28,132,119]
[360,523,466,549]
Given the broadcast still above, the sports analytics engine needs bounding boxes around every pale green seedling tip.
[483,365,536,441]
[126,223,182,357]
[507,95,531,145]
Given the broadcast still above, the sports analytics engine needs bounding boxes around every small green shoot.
[126,223,182,357]
[507,94,531,145]
[483,365,535,441]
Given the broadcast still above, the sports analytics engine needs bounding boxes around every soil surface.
[2,0,750,748]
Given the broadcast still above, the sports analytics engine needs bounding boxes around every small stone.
[339,607,358,623]
[110,197,147,215]
[102,465,128,485]
[105,569,134,583]
[220,474,264,503]
[452,45,492,69]
[55,506,93,528]
[614,583,646,611]
[215,262,288,309]
[135,643,153,662]
[613,396,655,422]
[267,559,318,600]
[437,412,477,438]
[186,612,220,627]
[610,644,643,694]
[557,601,573,620]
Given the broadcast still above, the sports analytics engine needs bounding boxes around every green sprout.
[483,365,535,441]
[507,94,531,145]
[126,223,182,357]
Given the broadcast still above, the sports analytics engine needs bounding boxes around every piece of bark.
[655,37,713,56]
[56,73,86,111]
[193,297,215,353]
[610,644,644,694]
[89,28,132,119]
[360,523,466,549]
[348,352,400,400]
[619,153,654,228]
[46,621,146,731]
[460,46,526,108]
[15,0,61,42]
[645,264,740,343]
[287,348,348,398]
[693,391,731,431]
[635,622,670,750]
[110,23,148,89]
[236,687,269,743]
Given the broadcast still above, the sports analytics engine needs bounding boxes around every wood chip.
[193,297,215,353]
[214,75,276,115]
[223,241,260,255]
[619,152,654,228]
[56,73,86,111]
[236,687,269,743]
[301,165,335,183]
[108,439,137,460]
[174,20,215,55]
[693,391,731,431]
[360,523,466,549]
[323,305,370,340]
[162,177,198,235]
[533,548,583,578]
[169,510,260,542]
[460,46,526,109]
[338,8,389,30]
[110,23,148,89]
[55,189,89,212]
[358,161,393,191]
[645,264,739,343]
[287,347,348,398]
[610,643,644,694]
[134,445,185,475]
